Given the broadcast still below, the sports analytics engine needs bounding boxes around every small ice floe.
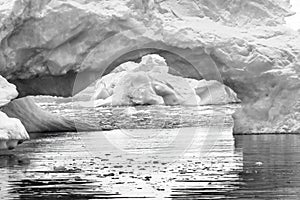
[124,107,138,115]
[123,107,150,115]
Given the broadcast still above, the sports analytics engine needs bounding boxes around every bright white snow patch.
[286,0,300,30]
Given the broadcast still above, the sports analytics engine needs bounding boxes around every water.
[35,97,237,130]
[1,99,300,199]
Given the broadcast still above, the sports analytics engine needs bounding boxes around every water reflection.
[1,130,300,199]
[231,135,300,199]
[0,154,30,168]
[0,127,243,199]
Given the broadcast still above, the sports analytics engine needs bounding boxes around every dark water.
[1,101,300,199]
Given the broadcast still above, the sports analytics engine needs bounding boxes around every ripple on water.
[1,126,245,199]
[3,99,300,199]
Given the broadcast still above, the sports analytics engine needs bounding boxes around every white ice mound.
[190,79,241,105]
[0,111,29,150]
[92,54,240,106]
[0,76,18,107]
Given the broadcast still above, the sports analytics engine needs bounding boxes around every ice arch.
[11,45,223,98]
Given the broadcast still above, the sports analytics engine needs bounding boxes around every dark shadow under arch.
[102,48,204,80]
[11,46,222,98]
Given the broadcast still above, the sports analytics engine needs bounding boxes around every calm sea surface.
[0,98,300,199]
